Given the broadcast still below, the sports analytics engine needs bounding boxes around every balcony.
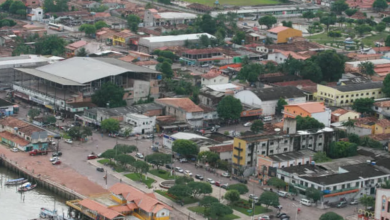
[234,147,243,151]
[234,155,242,160]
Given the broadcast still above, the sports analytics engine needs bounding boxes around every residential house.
[180,48,227,66]
[26,7,43,21]
[346,117,377,136]
[65,40,88,58]
[375,119,390,135]
[234,86,306,116]
[257,149,315,170]
[208,144,234,163]
[256,41,324,54]
[267,49,310,64]
[0,99,18,116]
[144,9,197,27]
[155,98,204,128]
[316,81,384,107]
[373,100,390,119]
[331,108,360,123]
[201,68,229,87]
[283,102,331,127]
[199,87,225,107]
[124,113,156,134]
[67,183,172,220]
[112,30,138,48]
[266,26,302,44]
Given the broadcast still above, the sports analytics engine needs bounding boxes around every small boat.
[18,182,37,192]
[5,178,28,185]
[39,207,75,220]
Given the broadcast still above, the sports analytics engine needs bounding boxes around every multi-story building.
[316,82,384,107]
[373,100,390,119]
[155,98,204,128]
[125,113,156,134]
[283,102,331,127]
[201,68,229,87]
[144,9,197,27]
[180,48,231,66]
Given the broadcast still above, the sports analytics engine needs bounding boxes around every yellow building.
[266,26,302,44]
[316,82,384,107]
[112,31,136,47]
[375,119,390,134]
[331,108,360,123]
[67,183,172,220]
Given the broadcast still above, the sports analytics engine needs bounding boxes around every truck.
[29,149,48,156]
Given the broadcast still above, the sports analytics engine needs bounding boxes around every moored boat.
[5,178,28,185]
[18,182,37,192]
[39,207,75,220]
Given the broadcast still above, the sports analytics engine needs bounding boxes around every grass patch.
[125,173,155,188]
[149,169,175,180]
[361,32,390,47]
[229,199,270,216]
[188,206,240,220]
[155,190,199,205]
[180,0,279,6]
[97,159,110,164]
[306,32,343,44]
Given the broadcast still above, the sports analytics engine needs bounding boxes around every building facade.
[125,113,156,134]
[283,102,332,127]
[267,26,302,44]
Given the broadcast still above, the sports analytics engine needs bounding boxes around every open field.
[180,0,280,6]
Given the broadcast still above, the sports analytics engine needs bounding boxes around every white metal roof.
[346,59,390,67]
[207,83,240,92]
[171,132,207,140]
[15,68,83,86]
[158,12,197,19]
[141,33,215,43]
[0,55,49,68]
[211,5,319,16]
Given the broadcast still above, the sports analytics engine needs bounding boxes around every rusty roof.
[376,119,390,128]
[0,117,44,136]
[79,199,123,219]
[374,100,390,108]
[354,117,377,127]
[0,131,29,146]
[155,98,203,113]
[209,144,233,153]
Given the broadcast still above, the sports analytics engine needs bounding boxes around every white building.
[208,144,233,163]
[27,7,43,21]
[234,86,306,116]
[144,9,197,27]
[373,100,390,119]
[201,69,229,87]
[125,113,156,134]
[163,132,207,149]
[267,50,309,64]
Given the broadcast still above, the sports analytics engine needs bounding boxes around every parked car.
[258,216,270,220]
[96,167,104,172]
[337,201,347,208]
[207,178,215,184]
[136,153,144,159]
[52,151,62,157]
[263,116,273,122]
[276,213,288,218]
[144,134,154,139]
[165,164,173,169]
[55,115,62,120]
[244,122,252,127]
[278,191,289,198]
[221,172,230,178]
[64,139,73,144]
[195,174,204,180]
[215,181,221,187]
[221,183,229,189]
[52,160,61,165]
[49,157,60,162]
[300,198,312,206]
[175,167,184,173]
[11,148,18,152]
[179,158,188,163]
[87,154,98,160]
[350,200,359,205]
[184,170,192,176]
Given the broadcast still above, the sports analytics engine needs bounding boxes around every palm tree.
[382,180,390,189]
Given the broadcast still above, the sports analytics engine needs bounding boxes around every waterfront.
[0,166,68,220]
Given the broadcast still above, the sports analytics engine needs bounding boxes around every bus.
[48,23,64,32]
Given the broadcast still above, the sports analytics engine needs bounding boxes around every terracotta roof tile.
[268,26,289,33]
[66,40,87,49]
[201,69,227,80]
[0,117,44,136]
[79,199,123,219]
[209,144,233,153]
[286,102,326,114]
[183,48,221,55]
[332,108,350,116]
[156,98,204,113]
[373,47,390,52]
[376,119,390,128]
[0,131,29,146]
[354,117,377,127]
[374,100,390,107]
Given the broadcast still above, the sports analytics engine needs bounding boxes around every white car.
[136,153,144,159]
[11,148,18,152]
[64,139,73,144]
[207,178,215,184]
[184,170,192,176]
[175,167,184,173]
[244,122,252,127]
[55,115,62,120]
[259,216,270,220]
[221,172,230,178]
[50,157,60,162]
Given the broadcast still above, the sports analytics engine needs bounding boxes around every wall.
[277,29,302,43]
[375,124,390,135]
[338,111,360,122]
[186,112,203,127]
[263,96,306,116]
[234,90,262,108]
[375,189,390,220]
[220,151,233,162]
[347,126,374,136]
[232,138,247,166]
[267,53,287,64]
[125,114,156,134]
[201,75,229,86]
[13,84,66,109]
[284,105,310,118]
[134,80,152,101]
[166,106,186,121]
[311,109,331,127]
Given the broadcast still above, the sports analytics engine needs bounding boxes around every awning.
[323,189,360,198]
[161,125,178,129]
[45,104,54,110]
[14,92,29,100]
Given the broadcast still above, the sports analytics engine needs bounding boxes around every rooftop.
[140,33,215,43]
[374,100,390,108]
[285,102,326,114]
[0,117,44,136]
[376,119,390,128]
[266,150,315,162]
[66,40,87,50]
[0,131,29,146]
[170,132,207,140]
[330,81,383,92]
[249,86,306,101]
[268,26,289,33]
[158,12,197,19]
[354,117,377,127]
[331,108,357,116]
[272,79,317,88]
[209,144,233,153]
[155,98,203,113]
[183,48,222,55]
[201,69,227,79]
[0,55,49,68]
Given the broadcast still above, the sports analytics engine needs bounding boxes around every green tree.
[188,182,212,197]
[227,184,248,195]
[27,109,40,121]
[168,184,192,199]
[305,187,322,203]
[345,8,357,16]
[114,144,138,154]
[101,149,116,161]
[331,0,349,15]
[381,180,390,189]
[199,14,216,35]
[282,20,292,28]
[206,203,233,219]
[9,0,25,14]
[328,141,358,159]
[92,82,126,108]
[355,24,372,36]
[217,96,243,120]
[348,133,361,145]
[259,191,280,208]
[232,31,246,45]
[359,194,375,208]
[157,0,170,4]
[358,61,375,77]
[250,120,264,133]
[114,154,135,166]
[300,60,323,83]
[280,56,303,75]
[145,153,171,170]
[320,212,344,220]
[175,176,194,185]
[44,115,56,125]
[276,98,288,115]
[76,48,88,57]
[101,118,120,133]
[237,63,264,82]
[198,151,220,165]
[310,50,346,82]
[199,196,219,211]
[172,140,198,157]
[1,0,13,11]
[160,61,173,78]
[296,116,325,130]
[320,15,336,31]
[302,11,315,21]
[373,0,388,11]
[267,177,286,189]
[258,15,277,29]
[145,2,153,9]
[127,14,140,32]
[224,190,240,204]
[383,74,390,96]
[313,151,331,162]
[342,119,356,130]
[352,98,374,114]
[35,35,66,55]
[376,22,386,32]
[94,20,108,30]
[132,160,149,179]
[43,0,68,12]
[68,126,92,140]
[79,24,96,36]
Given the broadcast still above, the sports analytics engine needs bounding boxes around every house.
[163,132,211,149]
[257,149,315,170]
[347,117,377,136]
[180,48,229,66]
[266,26,302,44]
[373,100,390,119]
[208,144,233,163]
[199,87,226,107]
[112,30,138,48]
[124,113,156,134]
[23,0,41,7]
[67,183,172,220]
[155,98,204,128]
[283,102,331,127]
[330,108,360,123]
[234,86,306,116]
[267,49,310,64]
[201,68,229,87]
[144,9,197,27]
[0,98,17,116]
[375,119,390,135]
[26,7,43,21]
[65,40,88,58]
[316,82,384,107]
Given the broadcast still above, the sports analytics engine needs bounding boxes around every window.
[366,93,369,95]
[333,186,337,191]
[318,186,321,190]
[346,100,349,103]
[302,145,305,149]
[351,94,354,97]
[309,144,312,147]
[342,184,345,189]
[284,148,288,152]
[261,151,265,154]
[379,91,382,94]
[340,100,344,104]
[270,150,274,154]
[347,183,351,188]
[373,92,376,95]
[346,95,349,97]
[361,93,364,96]
[284,140,288,143]
[262,143,266,147]
[270,142,274,145]
[356,182,359,187]
[336,96,339,98]
[318,135,322,138]
[305,182,308,187]
[318,143,322,146]
[341,95,344,98]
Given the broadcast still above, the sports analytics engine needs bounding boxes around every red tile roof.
[268,26,289,33]
[66,40,87,50]
[156,98,203,113]
[79,199,123,219]
[376,119,390,128]
[209,144,233,153]
[94,12,111,18]
[0,131,29,146]
[373,47,390,52]
[354,117,377,127]
[201,69,227,79]
[273,49,310,60]
[286,102,326,114]
[374,63,390,76]
[374,100,390,107]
